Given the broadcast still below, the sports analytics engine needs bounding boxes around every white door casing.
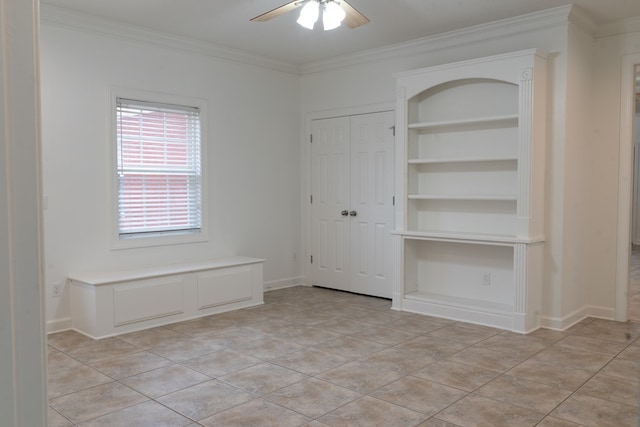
[310,111,395,298]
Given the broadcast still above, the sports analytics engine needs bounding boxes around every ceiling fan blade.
[250,1,302,22]
[341,0,369,29]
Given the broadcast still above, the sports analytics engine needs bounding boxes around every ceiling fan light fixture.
[323,1,346,31]
[297,1,319,30]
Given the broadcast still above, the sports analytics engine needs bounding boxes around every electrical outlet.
[52,282,62,297]
[481,273,491,286]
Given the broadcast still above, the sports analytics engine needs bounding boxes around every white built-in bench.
[68,256,265,339]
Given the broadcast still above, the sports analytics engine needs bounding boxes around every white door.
[310,111,395,298]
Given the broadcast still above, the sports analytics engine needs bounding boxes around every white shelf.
[408,156,517,165]
[393,230,521,245]
[408,194,517,201]
[394,49,547,332]
[408,114,518,132]
[404,291,513,314]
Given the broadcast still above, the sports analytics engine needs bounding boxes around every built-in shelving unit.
[392,49,547,333]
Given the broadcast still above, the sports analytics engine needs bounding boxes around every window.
[115,98,202,240]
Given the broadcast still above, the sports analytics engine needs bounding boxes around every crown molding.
[596,16,640,39]
[39,4,301,75]
[300,5,573,75]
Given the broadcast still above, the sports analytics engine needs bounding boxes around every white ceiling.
[40,0,640,65]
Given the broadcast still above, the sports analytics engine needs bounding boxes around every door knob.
[341,210,349,216]
[349,210,357,217]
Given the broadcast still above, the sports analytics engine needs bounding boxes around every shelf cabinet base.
[397,292,533,333]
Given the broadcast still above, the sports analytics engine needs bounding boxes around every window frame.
[109,88,208,250]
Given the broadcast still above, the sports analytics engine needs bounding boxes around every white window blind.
[116,98,202,238]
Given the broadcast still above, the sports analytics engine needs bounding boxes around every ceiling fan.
[250,0,369,31]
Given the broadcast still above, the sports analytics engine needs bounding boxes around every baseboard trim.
[540,305,615,331]
[264,276,304,292]
[47,317,72,335]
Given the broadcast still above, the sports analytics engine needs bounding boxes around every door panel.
[311,116,351,291]
[349,111,395,297]
[311,111,394,298]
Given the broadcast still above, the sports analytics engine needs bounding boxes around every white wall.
[40,23,302,330]
[0,0,47,424]
[557,21,600,321]
[301,10,579,327]
[591,29,640,316]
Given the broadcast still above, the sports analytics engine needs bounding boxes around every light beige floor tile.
[313,318,371,335]
[507,359,593,391]
[244,318,296,334]
[48,365,113,399]
[551,394,639,427]
[182,348,261,377]
[66,338,141,364]
[532,345,613,372]
[526,328,569,345]
[47,346,84,373]
[118,327,186,349]
[357,348,435,376]
[50,382,148,424]
[474,333,548,358]
[576,372,639,407]
[572,319,640,344]
[476,374,572,413]
[48,287,640,427]
[211,309,272,327]
[77,400,192,427]
[271,325,343,346]
[270,348,349,375]
[371,376,467,415]
[195,327,268,348]
[554,334,629,356]
[276,310,336,326]
[394,336,468,359]
[265,378,362,418]
[227,335,304,360]
[384,317,449,335]
[121,364,210,398]
[319,395,426,427]
[156,379,254,421]
[535,416,583,426]
[601,357,640,381]
[416,419,460,427]
[617,340,640,360]
[303,421,332,427]
[48,407,73,427]
[166,317,237,337]
[317,361,404,394]
[219,362,307,395]
[312,336,387,359]
[246,302,305,318]
[436,395,545,426]
[346,309,402,326]
[449,346,527,372]
[148,337,220,362]
[414,360,500,391]
[349,325,418,346]
[91,351,172,379]
[426,324,499,345]
[48,330,96,352]
[199,398,311,427]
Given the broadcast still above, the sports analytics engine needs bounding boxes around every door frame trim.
[615,54,640,321]
[302,102,395,287]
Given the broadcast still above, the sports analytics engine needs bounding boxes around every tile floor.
[48,286,640,427]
